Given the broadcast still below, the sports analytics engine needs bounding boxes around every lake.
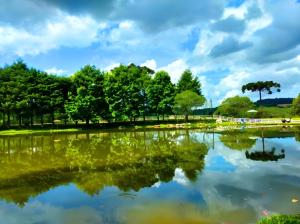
[0,127,299,224]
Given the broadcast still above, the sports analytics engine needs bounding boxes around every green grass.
[258,215,300,224]
[0,128,82,136]
[0,117,299,136]
[255,106,293,118]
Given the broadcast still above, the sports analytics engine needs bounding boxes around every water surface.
[0,127,299,224]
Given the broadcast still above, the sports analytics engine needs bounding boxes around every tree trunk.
[19,115,22,127]
[2,112,5,126]
[262,129,265,152]
[7,112,10,127]
[143,114,146,122]
[86,118,89,126]
[40,115,44,126]
[30,115,33,127]
[185,114,188,122]
[51,112,55,125]
[157,114,160,121]
[259,90,262,102]
[162,114,165,121]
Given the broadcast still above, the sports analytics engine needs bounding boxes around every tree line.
[0,61,205,127]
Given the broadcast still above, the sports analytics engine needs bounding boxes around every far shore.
[0,119,300,136]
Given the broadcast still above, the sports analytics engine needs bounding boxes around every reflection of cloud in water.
[0,201,103,224]
[196,134,300,220]
[173,168,189,186]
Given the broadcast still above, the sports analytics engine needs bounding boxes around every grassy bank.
[0,128,82,136]
[0,119,300,136]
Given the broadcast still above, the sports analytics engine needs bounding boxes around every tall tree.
[66,65,108,125]
[65,87,97,125]
[104,64,153,121]
[242,81,281,102]
[174,90,206,122]
[0,60,29,127]
[177,69,202,95]
[147,71,175,120]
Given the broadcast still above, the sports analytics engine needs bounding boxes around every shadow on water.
[0,130,208,206]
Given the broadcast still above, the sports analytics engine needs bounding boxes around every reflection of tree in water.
[219,131,256,150]
[295,127,300,142]
[245,128,285,162]
[0,130,208,206]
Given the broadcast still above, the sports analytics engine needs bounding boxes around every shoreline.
[0,121,299,136]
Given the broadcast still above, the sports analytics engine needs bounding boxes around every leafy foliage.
[103,64,153,121]
[147,71,175,120]
[177,69,202,95]
[174,90,206,121]
[292,93,300,116]
[0,61,208,126]
[65,65,108,124]
[242,81,281,101]
[216,96,254,117]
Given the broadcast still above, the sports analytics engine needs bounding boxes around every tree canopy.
[147,71,175,120]
[292,94,300,116]
[177,69,202,95]
[66,65,108,125]
[242,81,281,101]
[174,90,206,121]
[216,96,254,117]
[103,64,153,121]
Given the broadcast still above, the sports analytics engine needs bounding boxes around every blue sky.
[0,0,300,104]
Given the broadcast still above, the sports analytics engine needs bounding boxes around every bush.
[258,215,300,224]
[215,96,254,117]
[292,94,300,116]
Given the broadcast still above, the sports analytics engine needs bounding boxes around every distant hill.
[255,98,294,107]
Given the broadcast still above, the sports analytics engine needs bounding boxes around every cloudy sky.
[0,0,300,104]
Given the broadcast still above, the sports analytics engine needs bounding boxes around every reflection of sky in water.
[0,131,299,224]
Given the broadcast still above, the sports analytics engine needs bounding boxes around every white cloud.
[141,59,157,71]
[104,62,120,71]
[119,20,134,29]
[193,30,226,56]
[45,67,65,75]
[159,59,188,83]
[1,0,300,105]
[0,13,99,56]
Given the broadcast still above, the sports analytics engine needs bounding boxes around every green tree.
[177,69,202,95]
[242,81,281,102]
[292,93,300,116]
[65,87,98,125]
[0,60,30,127]
[104,64,153,121]
[174,90,206,122]
[216,96,254,117]
[66,65,108,125]
[147,71,175,121]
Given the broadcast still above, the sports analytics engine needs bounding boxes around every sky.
[0,0,300,105]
